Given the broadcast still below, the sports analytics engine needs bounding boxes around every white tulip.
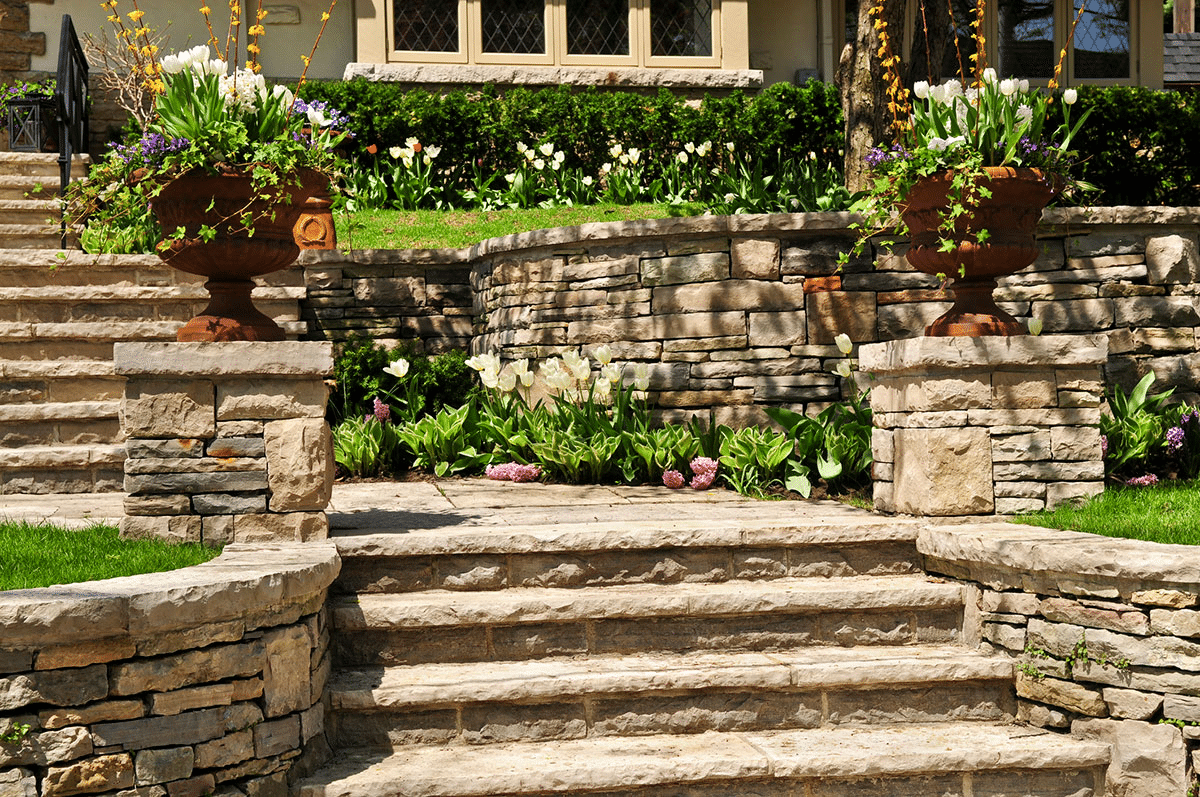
[913,80,930,99]
[834,333,853,355]
[1000,78,1016,96]
[1063,88,1078,105]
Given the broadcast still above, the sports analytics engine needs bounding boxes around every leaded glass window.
[393,0,460,52]
[650,0,713,57]
[481,0,546,54]
[1073,0,1130,78]
[567,0,630,56]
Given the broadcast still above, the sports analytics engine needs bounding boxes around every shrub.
[328,337,476,425]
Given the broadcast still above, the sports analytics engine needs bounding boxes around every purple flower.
[1100,435,1108,456]
[372,397,390,422]
[1167,426,1185,452]
[688,456,718,489]
[1126,473,1159,487]
[662,470,685,489]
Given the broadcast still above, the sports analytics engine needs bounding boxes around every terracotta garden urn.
[901,166,1057,336]
[151,167,325,341]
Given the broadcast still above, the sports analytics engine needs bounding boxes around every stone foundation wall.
[115,342,335,545]
[863,335,1107,515]
[297,207,1200,426]
[921,524,1200,795]
[0,543,341,797]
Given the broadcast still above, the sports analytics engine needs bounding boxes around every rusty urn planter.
[902,166,1057,337]
[152,168,325,341]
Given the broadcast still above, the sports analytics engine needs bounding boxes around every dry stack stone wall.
[0,543,340,797]
[862,335,1107,516]
[115,342,335,545]
[298,207,1200,424]
[921,523,1200,795]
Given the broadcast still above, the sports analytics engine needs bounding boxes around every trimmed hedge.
[297,79,1200,207]
[295,80,845,188]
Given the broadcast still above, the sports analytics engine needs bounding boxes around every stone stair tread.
[0,198,59,211]
[334,575,964,630]
[0,320,180,340]
[299,723,1110,797]
[0,250,161,268]
[0,443,124,468]
[0,358,117,378]
[0,284,306,301]
[332,515,923,557]
[331,644,1012,710]
[0,400,118,421]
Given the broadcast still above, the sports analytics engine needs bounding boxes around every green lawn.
[1014,481,1200,545]
[0,521,221,591]
[334,202,703,250]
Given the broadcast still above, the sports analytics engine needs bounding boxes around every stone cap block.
[0,543,339,649]
[114,342,334,378]
[918,524,1200,595]
[860,335,1107,375]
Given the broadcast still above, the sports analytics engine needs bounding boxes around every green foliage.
[765,392,873,498]
[1014,478,1200,545]
[1051,86,1200,206]
[0,721,31,745]
[1102,373,1175,478]
[332,415,407,478]
[394,403,491,478]
[329,338,476,426]
[717,426,793,497]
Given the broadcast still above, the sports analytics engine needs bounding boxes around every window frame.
[387,0,470,63]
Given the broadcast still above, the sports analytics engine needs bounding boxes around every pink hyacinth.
[662,469,685,489]
[372,397,390,422]
[1126,473,1159,487]
[485,462,542,483]
[688,457,718,490]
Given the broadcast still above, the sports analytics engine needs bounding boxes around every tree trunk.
[838,0,907,192]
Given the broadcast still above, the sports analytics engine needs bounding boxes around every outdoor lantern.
[6,96,58,153]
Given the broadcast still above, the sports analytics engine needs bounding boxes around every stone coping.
[918,523,1200,593]
[859,334,1108,374]
[113,341,335,377]
[0,542,340,648]
[295,206,1200,267]
[342,62,765,89]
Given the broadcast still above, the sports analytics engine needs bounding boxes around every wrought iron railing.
[54,14,89,247]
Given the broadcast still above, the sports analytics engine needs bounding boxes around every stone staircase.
[0,151,307,494]
[301,502,1112,796]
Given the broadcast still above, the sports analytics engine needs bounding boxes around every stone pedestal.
[114,342,335,544]
[860,335,1107,516]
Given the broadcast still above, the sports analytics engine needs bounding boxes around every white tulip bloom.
[1000,78,1016,96]
[834,333,853,355]
[592,344,613,365]
[539,142,555,157]
[383,358,410,378]
[1063,88,1078,105]
[913,80,930,99]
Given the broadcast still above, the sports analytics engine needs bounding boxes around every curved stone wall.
[0,543,340,797]
[299,206,1200,425]
[922,523,1200,795]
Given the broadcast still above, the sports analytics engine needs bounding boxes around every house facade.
[5,0,1172,91]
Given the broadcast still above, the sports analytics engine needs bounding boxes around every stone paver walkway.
[0,479,872,530]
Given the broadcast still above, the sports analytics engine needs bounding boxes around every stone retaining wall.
[921,524,1200,795]
[297,206,1200,425]
[0,543,340,797]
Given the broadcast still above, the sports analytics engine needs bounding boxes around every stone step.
[0,442,125,494]
[329,645,1016,749]
[0,198,60,225]
[0,152,89,179]
[299,722,1110,797]
[0,175,56,201]
[332,516,924,594]
[0,224,69,249]
[0,319,308,358]
[0,358,124,404]
[0,400,121,448]
[0,284,305,324]
[332,576,966,666]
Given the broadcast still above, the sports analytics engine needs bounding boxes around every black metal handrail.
[54,14,88,247]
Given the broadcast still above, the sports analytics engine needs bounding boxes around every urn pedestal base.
[176,279,286,342]
[925,279,1026,337]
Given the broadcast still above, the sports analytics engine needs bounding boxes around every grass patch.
[0,521,221,591]
[1013,480,1200,545]
[335,203,703,250]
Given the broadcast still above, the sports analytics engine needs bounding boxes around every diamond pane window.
[1074,0,1130,78]
[998,0,1056,78]
[650,0,713,57]
[393,0,460,52]
[567,0,629,56]
[481,0,546,54]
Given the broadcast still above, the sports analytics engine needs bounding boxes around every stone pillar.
[860,335,1107,516]
[114,342,335,544]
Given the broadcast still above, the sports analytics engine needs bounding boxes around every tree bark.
[838,0,907,192]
